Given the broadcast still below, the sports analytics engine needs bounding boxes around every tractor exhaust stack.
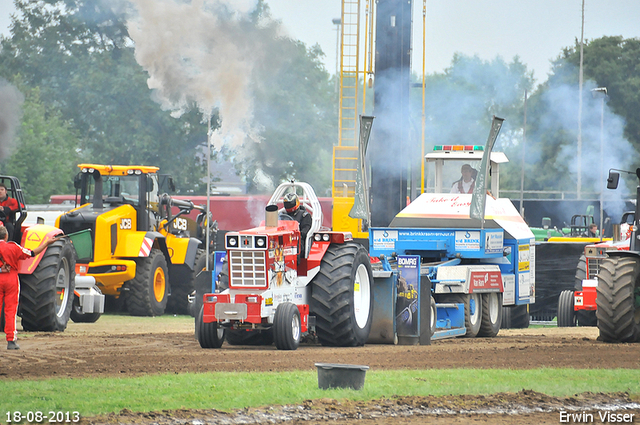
[265,204,278,227]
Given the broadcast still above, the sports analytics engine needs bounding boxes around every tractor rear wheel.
[273,302,301,350]
[125,250,168,316]
[557,290,576,327]
[310,243,373,347]
[197,306,225,348]
[596,256,640,343]
[477,292,502,337]
[19,239,75,331]
[69,295,101,323]
[167,249,207,315]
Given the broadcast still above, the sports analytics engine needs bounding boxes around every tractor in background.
[557,168,640,342]
[0,175,85,332]
[197,181,373,350]
[55,164,215,320]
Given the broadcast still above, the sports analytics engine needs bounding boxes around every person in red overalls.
[0,183,20,241]
[0,225,58,349]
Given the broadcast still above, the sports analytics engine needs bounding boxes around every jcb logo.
[174,218,188,231]
[120,218,132,230]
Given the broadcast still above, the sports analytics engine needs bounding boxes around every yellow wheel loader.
[56,164,213,317]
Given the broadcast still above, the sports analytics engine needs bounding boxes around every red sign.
[469,271,503,292]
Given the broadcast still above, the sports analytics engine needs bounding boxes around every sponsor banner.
[372,229,398,249]
[502,274,515,305]
[469,270,503,292]
[484,230,503,254]
[396,255,420,337]
[518,244,530,272]
[455,230,481,251]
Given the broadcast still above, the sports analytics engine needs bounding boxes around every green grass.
[2,369,639,417]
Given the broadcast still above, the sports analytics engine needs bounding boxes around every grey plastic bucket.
[315,363,369,390]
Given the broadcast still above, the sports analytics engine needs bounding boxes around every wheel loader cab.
[77,165,160,231]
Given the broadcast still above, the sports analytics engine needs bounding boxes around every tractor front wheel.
[197,306,225,348]
[596,256,640,342]
[125,250,168,316]
[19,239,75,331]
[310,243,373,347]
[69,295,101,323]
[557,290,576,327]
[273,302,301,350]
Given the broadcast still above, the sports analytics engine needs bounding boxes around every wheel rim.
[153,267,166,302]
[469,293,481,326]
[353,263,371,329]
[488,293,500,323]
[55,257,71,318]
[431,302,436,329]
[216,327,225,340]
[291,313,300,341]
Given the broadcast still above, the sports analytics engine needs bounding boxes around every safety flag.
[349,115,374,222]
[470,116,504,222]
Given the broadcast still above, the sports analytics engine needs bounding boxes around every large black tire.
[501,304,530,329]
[125,250,168,316]
[225,329,273,345]
[273,302,301,350]
[167,249,207,315]
[557,289,576,327]
[197,306,225,348]
[310,243,373,347]
[596,256,640,343]
[19,240,75,331]
[439,292,482,337]
[573,254,597,326]
[69,295,101,323]
[477,292,502,337]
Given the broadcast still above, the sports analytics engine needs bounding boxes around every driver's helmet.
[283,193,300,214]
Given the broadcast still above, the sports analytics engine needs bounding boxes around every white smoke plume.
[126,0,273,152]
[0,79,25,161]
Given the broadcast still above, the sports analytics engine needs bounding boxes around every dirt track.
[2,316,639,424]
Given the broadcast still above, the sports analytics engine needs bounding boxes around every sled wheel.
[478,292,502,337]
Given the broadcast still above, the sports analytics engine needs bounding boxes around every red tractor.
[196,182,374,350]
[558,169,640,343]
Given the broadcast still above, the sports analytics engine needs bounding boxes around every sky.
[0,0,639,85]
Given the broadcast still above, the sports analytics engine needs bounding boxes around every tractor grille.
[229,250,267,287]
[586,257,603,279]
